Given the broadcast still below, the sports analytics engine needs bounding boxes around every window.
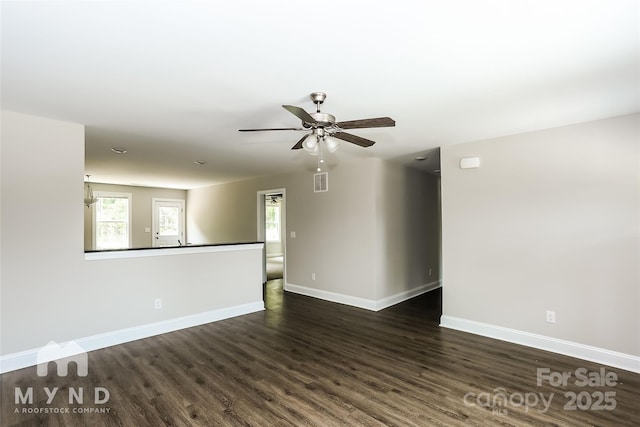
[93,192,132,250]
[265,205,280,242]
[158,206,179,236]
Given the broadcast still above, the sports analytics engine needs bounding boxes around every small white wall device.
[459,157,481,169]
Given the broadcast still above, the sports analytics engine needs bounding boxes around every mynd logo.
[37,341,88,377]
[13,341,113,416]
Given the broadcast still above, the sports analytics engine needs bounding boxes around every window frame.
[92,191,133,250]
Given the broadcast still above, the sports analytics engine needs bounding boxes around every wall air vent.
[314,172,328,192]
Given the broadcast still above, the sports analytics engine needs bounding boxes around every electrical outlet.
[546,310,555,323]
[311,273,316,280]
[154,298,162,310]
[428,268,433,277]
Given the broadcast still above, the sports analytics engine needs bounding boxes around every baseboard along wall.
[284,281,441,312]
[0,301,264,374]
[440,315,640,374]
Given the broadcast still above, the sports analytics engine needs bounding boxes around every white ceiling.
[2,0,638,189]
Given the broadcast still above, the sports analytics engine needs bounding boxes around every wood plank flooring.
[2,282,639,426]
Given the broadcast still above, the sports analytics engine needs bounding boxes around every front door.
[152,198,185,247]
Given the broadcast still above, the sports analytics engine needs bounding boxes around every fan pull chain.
[317,136,324,172]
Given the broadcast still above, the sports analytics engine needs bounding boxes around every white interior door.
[152,199,185,247]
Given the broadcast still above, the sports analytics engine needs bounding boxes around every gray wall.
[187,178,258,244]
[376,161,441,299]
[4,108,636,365]
[187,157,441,302]
[84,183,187,249]
[188,160,378,299]
[441,114,639,356]
[1,110,263,357]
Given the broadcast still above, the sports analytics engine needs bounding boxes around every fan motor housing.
[309,112,335,127]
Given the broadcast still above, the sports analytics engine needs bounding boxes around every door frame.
[257,188,286,284]
[151,198,185,247]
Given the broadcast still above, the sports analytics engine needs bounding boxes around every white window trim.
[92,191,133,250]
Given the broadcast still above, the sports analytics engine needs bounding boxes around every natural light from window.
[158,206,179,236]
[265,205,280,242]
[94,192,131,249]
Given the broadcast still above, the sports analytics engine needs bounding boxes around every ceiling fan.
[239,92,395,156]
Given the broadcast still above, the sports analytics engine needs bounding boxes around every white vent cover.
[314,172,328,192]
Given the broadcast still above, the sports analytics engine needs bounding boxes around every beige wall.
[4,108,635,366]
[187,178,258,244]
[188,160,379,299]
[375,161,441,299]
[441,114,639,356]
[187,157,441,303]
[1,111,263,357]
[84,183,187,249]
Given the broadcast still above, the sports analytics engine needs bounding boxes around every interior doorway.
[257,189,286,285]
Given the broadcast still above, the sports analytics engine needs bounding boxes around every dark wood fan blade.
[336,117,395,129]
[333,132,376,147]
[239,127,305,132]
[282,105,317,125]
[291,135,308,150]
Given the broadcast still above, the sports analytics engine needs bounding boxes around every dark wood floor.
[2,281,639,426]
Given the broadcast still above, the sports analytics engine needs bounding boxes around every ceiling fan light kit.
[239,92,395,171]
[324,136,340,153]
[302,135,319,154]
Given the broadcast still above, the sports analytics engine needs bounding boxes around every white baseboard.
[0,301,264,374]
[375,281,441,311]
[284,283,377,310]
[440,315,640,374]
[284,281,441,312]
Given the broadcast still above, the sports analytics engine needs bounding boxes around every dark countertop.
[85,242,264,253]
